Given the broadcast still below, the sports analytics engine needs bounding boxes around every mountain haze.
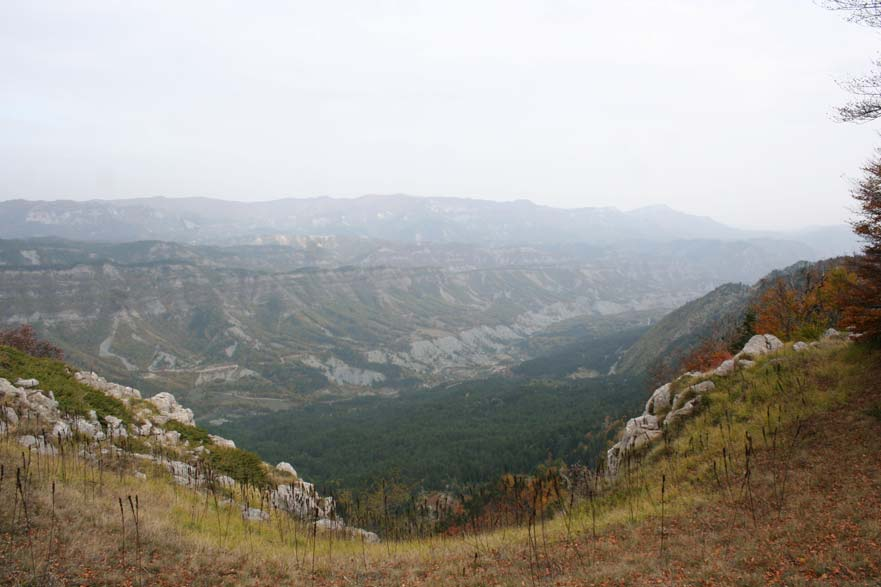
[0,195,857,255]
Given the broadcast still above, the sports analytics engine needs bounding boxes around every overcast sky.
[2,1,880,230]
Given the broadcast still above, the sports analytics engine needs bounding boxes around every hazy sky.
[2,1,880,230]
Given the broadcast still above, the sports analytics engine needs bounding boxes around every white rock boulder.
[276,462,298,477]
[664,397,701,427]
[645,383,672,415]
[208,434,236,448]
[51,420,71,439]
[714,359,736,376]
[75,372,142,401]
[690,380,715,394]
[736,334,784,359]
[242,507,270,522]
[147,392,195,426]
[3,406,19,425]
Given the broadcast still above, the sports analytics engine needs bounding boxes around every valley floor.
[2,341,880,586]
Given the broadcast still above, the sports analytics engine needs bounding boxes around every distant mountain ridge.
[0,195,858,256]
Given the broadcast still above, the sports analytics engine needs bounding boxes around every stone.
[18,434,57,455]
[0,378,17,398]
[242,507,270,522]
[624,414,659,435]
[645,383,672,415]
[822,328,841,339]
[15,378,39,388]
[272,482,333,518]
[208,434,236,448]
[105,415,124,429]
[354,529,381,543]
[216,475,236,488]
[27,390,58,411]
[164,430,181,444]
[73,419,100,438]
[3,406,19,425]
[167,460,198,486]
[737,359,756,368]
[664,397,701,427]
[690,380,715,394]
[147,392,195,426]
[629,428,663,450]
[793,341,809,352]
[18,434,38,448]
[276,462,298,477]
[75,371,142,401]
[714,359,736,376]
[737,334,784,359]
[134,471,147,481]
[52,420,71,439]
[679,371,704,380]
[315,518,345,531]
[137,422,153,436]
[607,412,665,475]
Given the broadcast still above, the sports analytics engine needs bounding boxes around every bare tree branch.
[824,1,881,27]
[824,2,881,121]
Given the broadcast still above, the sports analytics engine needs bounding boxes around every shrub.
[0,324,63,359]
[164,420,212,445]
[0,345,132,423]
[205,445,268,487]
[682,338,732,372]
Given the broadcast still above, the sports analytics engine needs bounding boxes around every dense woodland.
[211,373,646,495]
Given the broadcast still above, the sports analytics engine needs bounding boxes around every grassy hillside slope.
[2,337,879,586]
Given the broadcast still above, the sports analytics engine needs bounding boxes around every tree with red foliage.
[681,337,733,373]
[0,324,64,360]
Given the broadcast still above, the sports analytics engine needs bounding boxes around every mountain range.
[0,195,860,256]
[0,195,862,424]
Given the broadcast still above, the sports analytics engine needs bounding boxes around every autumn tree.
[0,324,64,360]
[682,337,733,372]
[751,266,857,341]
[843,156,881,339]
[823,2,881,338]
[754,278,802,340]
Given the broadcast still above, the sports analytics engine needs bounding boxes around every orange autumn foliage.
[753,266,857,341]
[682,337,733,372]
[843,154,881,341]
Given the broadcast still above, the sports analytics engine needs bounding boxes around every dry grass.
[1,340,880,586]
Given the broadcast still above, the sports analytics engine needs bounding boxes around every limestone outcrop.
[607,334,787,476]
[0,367,376,542]
[736,334,784,359]
[146,392,196,426]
